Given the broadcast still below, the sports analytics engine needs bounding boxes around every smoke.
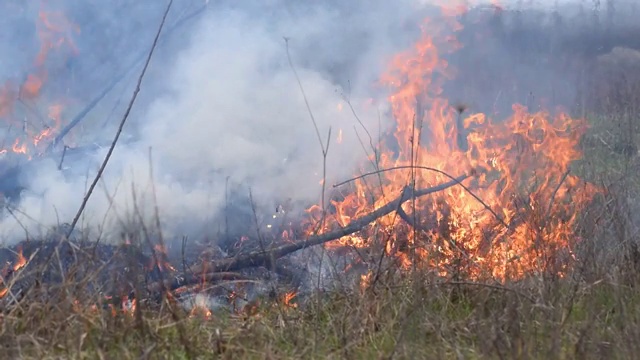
[1,0,640,244]
[0,0,430,242]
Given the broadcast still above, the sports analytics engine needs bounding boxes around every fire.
[148,244,176,272]
[35,8,80,68]
[104,295,139,317]
[0,4,79,157]
[21,74,44,99]
[11,139,28,155]
[72,299,99,314]
[0,247,29,299]
[13,247,27,272]
[189,294,213,319]
[360,272,373,292]
[306,6,597,281]
[281,291,298,309]
[122,297,137,316]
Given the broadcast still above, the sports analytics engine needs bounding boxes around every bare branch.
[66,0,174,239]
[186,173,471,274]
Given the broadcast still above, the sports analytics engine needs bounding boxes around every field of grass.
[3,269,640,359]
[1,107,637,360]
[3,3,640,360]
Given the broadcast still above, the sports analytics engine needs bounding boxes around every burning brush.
[0,2,601,319]
[305,5,598,283]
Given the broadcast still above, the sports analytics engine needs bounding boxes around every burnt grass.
[3,4,640,360]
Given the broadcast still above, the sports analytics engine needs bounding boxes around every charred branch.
[0,173,471,305]
[396,206,431,232]
[186,174,471,275]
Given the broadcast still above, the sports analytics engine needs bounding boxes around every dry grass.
[2,129,634,356]
[2,264,640,359]
[1,126,639,358]
[3,3,640,360]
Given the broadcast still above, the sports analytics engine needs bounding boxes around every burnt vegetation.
[2,1,640,359]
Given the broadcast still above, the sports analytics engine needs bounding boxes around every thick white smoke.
[0,0,632,243]
[0,1,430,242]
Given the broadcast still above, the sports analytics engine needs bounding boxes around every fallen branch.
[187,173,471,275]
[397,206,431,232]
[336,165,507,228]
[66,1,173,239]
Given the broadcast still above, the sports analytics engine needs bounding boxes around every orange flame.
[189,294,213,319]
[360,272,373,292]
[35,7,80,68]
[0,5,79,157]
[21,74,44,99]
[282,291,298,308]
[148,244,177,272]
[13,247,27,272]
[306,7,598,281]
[0,247,29,299]
[122,298,137,316]
[11,139,28,155]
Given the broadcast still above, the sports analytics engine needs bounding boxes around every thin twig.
[50,2,210,149]
[65,1,173,239]
[284,37,325,156]
[545,169,571,220]
[283,37,332,292]
[187,174,471,274]
[396,205,429,231]
[334,165,508,228]
[57,145,68,170]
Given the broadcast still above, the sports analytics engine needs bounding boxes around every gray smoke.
[0,0,431,242]
[1,0,639,244]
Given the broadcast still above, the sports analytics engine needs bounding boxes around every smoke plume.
[0,0,429,242]
[1,0,639,244]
